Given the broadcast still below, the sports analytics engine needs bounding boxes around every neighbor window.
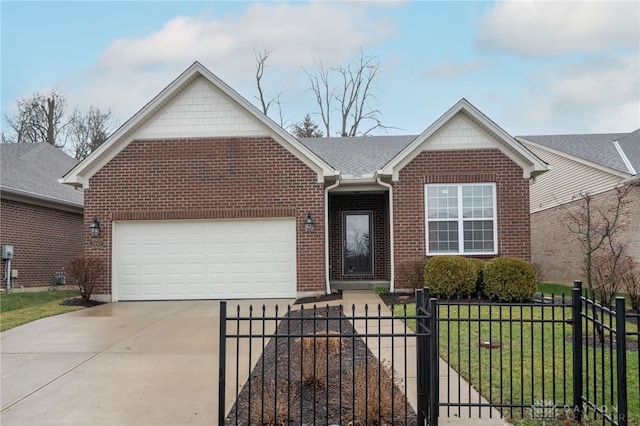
[425,183,497,255]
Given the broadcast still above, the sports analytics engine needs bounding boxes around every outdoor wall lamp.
[89,218,101,237]
[304,214,314,232]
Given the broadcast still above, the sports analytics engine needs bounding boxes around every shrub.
[467,258,486,294]
[247,377,290,426]
[65,255,105,303]
[395,258,427,290]
[297,332,341,387]
[622,259,640,311]
[483,256,537,301]
[591,250,628,307]
[348,360,406,423]
[373,286,390,296]
[424,255,477,297]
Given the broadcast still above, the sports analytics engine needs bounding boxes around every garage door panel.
[114,219,296,300]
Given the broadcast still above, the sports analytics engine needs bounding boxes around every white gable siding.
[427,114,498,150]
[525,143,622,213]
[137,76,267,139]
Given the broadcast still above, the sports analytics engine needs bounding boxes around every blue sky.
[2,1,639,138]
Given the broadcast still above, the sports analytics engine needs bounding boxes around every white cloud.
[477,1,640,56]
[65,2,398,125]
[504,52,640,133]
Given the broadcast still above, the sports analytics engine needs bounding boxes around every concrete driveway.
[1,299,291,425]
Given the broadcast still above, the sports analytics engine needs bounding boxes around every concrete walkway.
[1,300,291,426]
[340,290,509,426]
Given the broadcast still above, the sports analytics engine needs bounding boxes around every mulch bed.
[294,290,344,305]
[224,305,417,425]
[60,297,106,307]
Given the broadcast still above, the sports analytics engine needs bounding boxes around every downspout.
[324,174,341,294]
[376,175,395,293]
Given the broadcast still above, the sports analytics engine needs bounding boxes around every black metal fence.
[218,282,637,426]
[218,300,432,426]
[574,281,631,426]
[435,289,574,421]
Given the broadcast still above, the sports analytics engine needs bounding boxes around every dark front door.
[343,212,372,275]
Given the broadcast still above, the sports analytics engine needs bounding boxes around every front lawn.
[0,290,83,332]
[395,301,640,425]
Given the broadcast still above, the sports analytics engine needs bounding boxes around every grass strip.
[1,290,83,332]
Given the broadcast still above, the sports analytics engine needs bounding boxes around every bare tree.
[254,49,285,127]
[562,183,635,302]
[291,114,323,138]
[3,91,69,147]
[305,61,332,137]
[305,49,389,137]
[68,106,114,160]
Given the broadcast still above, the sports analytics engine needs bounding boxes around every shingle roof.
[1,143,83,207]
[520,133,633,174]
[616,129,640,174]
[518,132,637,175]
[299,135,418,178]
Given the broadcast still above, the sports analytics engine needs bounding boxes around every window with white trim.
[425,183,497,255]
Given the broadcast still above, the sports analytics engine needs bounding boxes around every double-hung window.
[425,183,497,255]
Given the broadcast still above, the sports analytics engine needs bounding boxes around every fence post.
[615,296,628,426]
[429,296,439,426]
[416,288,426,426]
[218,301,227,426]
[572,281,583,423]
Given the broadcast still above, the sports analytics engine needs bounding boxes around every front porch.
[327,192,391,291]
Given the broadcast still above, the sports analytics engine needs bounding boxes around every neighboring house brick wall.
[328,193,390,281]
[531,184,640,284]
[84,137,326,296]
[0,199,83,288]
[393,149,531,289]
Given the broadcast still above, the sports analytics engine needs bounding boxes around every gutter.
[1,187,83,213]
[324,174,341,295]
[375,174,395,293]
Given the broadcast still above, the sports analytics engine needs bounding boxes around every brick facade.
[84,137,326,297]
[531,184,640,284]
[0,199,83,288]
[328,193,390,281]
[392,149,532,290]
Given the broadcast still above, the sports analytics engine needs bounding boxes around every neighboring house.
[518,131,640,284]
[0,143,84,289]
[60,62,547,302]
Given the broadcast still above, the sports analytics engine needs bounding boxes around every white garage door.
[113,219,296,301]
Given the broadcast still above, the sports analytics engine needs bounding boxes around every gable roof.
[60,61,335,188]
[59,62,546,187]
[379,98,548,180]
[517,132,638,176]
[299,135,417,179]
[1,143,83,210]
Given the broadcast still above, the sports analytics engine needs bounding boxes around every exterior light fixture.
[304,214,314,232]
[89,218,101,237]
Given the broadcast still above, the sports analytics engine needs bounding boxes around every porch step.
[331,280,390,291]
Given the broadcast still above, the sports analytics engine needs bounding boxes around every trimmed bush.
[483,256,537,301]
[424,256,477,297]
[467,258,486,294]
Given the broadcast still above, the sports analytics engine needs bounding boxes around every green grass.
[0,290,84,332]
[396,302,640,425]
[537,282,573,297]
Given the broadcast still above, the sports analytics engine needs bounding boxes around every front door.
[343,212,372,275]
